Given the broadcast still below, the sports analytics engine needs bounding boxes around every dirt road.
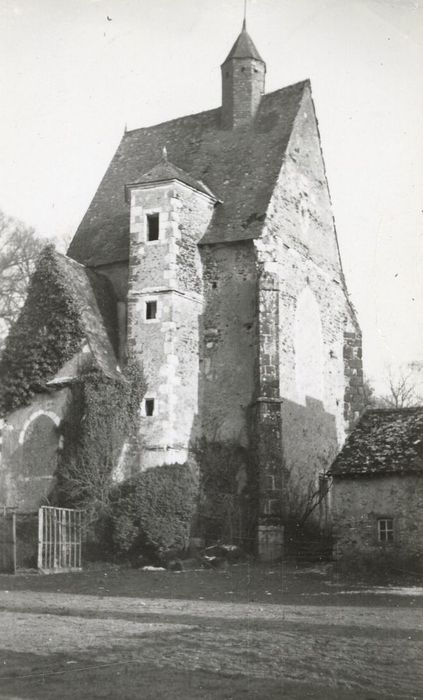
[0,566,422,699]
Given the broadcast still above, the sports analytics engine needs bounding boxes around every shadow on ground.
[0,648,403,700]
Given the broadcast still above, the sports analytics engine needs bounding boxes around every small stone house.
[329,408,423,562]
[0,22,364,555]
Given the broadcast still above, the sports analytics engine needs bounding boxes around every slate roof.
[67,80,309,267]
[222,23,264,63]
[329,408,423,478]
[125,158,218,200]
[52,253,120,380]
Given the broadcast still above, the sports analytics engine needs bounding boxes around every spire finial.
[162,146,168,162]
[242,0,247,30]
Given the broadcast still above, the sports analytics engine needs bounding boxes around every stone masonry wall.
[332,475,423,559]
[252,267,283,522]
[128,181,214,468]
[343,330,364,433]
[0,389,69,511]
[199,241,257,446]
[221,57,265,130]
[254,84,363,524]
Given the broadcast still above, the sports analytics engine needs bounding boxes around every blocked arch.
[18,410,61,446]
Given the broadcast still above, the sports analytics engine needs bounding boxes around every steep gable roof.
[53,253,120,380]
[67,80,309,267]
[329,408,423,478]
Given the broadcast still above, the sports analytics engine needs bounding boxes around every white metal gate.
[38,506,82,573]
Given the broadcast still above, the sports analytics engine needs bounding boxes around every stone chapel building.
[0,23,364,554]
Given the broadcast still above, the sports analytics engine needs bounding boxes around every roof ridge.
[124,107,220,137]
[123,82,311,137]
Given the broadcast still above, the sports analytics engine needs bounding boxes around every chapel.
[0,22,364,555]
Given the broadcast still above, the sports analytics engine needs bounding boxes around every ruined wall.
[332,475,423,559]
[254,84,363,523]
[128,181,214,468]
[0,389,69,510]
[199,241,257,446]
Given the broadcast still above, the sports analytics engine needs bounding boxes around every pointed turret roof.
[125,154,217,201]
[222,21,264,64]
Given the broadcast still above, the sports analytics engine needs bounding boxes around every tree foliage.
[0,210,44,347]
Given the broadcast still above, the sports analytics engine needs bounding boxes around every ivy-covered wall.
[0,245,83,415]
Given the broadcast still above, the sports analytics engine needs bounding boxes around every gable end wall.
[254,85,363,522]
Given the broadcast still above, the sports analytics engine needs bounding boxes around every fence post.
[37,507,43,571]
[11,512,16,574]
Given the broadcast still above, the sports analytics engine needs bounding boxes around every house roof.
[67,80,309,267]
[222,23,265,63]
[329,408,423,478]
[125,157,218,200]
[53,253,120,380]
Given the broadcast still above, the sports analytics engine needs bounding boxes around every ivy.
[54,357,146,527]
[0,245,84,414]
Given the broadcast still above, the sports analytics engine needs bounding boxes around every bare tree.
[0,210,44,347]
[378,369,422,408]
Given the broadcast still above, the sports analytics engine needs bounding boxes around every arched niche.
[294,287,325,406]
[17,411,61,508]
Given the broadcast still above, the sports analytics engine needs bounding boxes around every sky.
[0,0,422,392]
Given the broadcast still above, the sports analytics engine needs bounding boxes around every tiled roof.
[125,158,218,200]
[67,80,308,267]
[223,25,264,63]
[329,408,423,478]
[53,253,120,380]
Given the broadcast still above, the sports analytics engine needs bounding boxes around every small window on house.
[378,518,394,543]
[147,213,159,241]
[145,399,155,417]
[145,300,157,320]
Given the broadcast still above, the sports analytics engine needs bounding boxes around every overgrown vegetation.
[55,357,145,540]
[110,464,198,563]
[0,245,83,414]
[194,439,257,548]
[55,358,199,563]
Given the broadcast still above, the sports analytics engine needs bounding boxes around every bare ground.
[0,563,422,699]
